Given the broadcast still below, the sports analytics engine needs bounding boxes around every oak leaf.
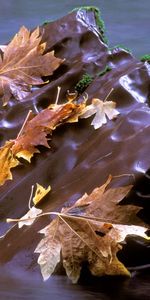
[0,26,63,105]
[80,98,119,129]
[35,177,149,283]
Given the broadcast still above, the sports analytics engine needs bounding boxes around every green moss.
[140,54,150,63]
[42,20,51,26]
[72,6,108,44]
[109,44,132,54]
[97,65,112,77]
[75,73,93,94]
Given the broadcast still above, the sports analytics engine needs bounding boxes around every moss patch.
[75,73,93,94]
[140,54,150,63]
[72,6,108,45]
[42,20,51,26]
[97,65,112,77]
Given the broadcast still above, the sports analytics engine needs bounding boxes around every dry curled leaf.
[35,177,149,283]
[80,98,119,129]
[0,26,63,105]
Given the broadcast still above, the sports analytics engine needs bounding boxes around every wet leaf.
[0,101,84,185]
[0,141,19,186]
[35,177,149,283]
[0,26,63,105]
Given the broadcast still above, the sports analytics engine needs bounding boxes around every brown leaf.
[0,26,63,105]
[35,177,149,283]
[0,141,19,185]
[12,102,84,160]
[0,101,85,185]
[71,174,112,208]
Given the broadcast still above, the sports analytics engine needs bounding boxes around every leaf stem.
[104,88,114,102]
[17,109,33,138]
[55,86,61,105]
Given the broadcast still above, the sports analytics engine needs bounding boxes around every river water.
[0,0,149,57]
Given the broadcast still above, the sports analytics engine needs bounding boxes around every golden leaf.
[33,183,51,205]
[0,141,19,186]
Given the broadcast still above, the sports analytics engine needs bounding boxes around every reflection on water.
[0,266,150,300]
[0,0,149,57]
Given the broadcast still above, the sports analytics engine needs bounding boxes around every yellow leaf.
[33,183,51,205]
[0,141,19,186]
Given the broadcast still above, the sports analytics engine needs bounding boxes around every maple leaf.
[0,26,63,105]
[80,98,119,129]
[12,102,84,160]
[35,177,149,283]
[0,141,19,186]
[0,101,84,185]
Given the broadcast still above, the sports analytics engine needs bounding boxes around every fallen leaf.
[35,177,149,283]
[35,218,61,280]
[33,183,51,205]
[12,102,84,159]
[0,141,19,186]
[80,98,119,129]
[18,206,42,228]
[0,101,84,185]
[8,183,51,228]
[0,26,63,105]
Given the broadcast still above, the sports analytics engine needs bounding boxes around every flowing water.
[0,0,149,57]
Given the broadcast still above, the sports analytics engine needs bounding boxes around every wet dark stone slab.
[0,7,150,300]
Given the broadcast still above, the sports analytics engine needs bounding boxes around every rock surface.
[0,7,150,299]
